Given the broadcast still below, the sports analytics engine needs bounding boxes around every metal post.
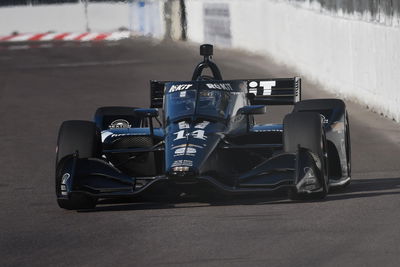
[83,0,90,32]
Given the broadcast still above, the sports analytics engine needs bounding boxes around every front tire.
[56,120,100,210]
[294,98,351,188]
[284,112,328,200]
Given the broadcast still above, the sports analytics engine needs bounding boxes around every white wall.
[0,4,87,33]
[0,1,165,37]
[185,0,400,121]
[86,3,132,33]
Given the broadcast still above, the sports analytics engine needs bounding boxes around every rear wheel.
[293,98,345,113]
[94,106,144,130]
[283,112,328,200]
[96,106,161,177]
[106,135,158,176]
[56,120,100,210]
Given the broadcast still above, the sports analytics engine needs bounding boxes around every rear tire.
[284,112,328,200]
[96,106,162,177]
[56,120,100,210]
[293,98,345,112]
[94,106,144,130]
[106,135,158,176]
[56,120,101,165]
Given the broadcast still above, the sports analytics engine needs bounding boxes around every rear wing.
[150,77,301,108]
[246,77,301,105]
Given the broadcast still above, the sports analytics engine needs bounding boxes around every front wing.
[56,147,325,200]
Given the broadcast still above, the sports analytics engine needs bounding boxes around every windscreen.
[166,89,231,122]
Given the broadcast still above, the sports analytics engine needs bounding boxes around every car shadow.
[79,193,291,213]
[327,176,400,201]
[78,177,400,213]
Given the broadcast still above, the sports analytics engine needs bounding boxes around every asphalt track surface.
[1,39,400,267]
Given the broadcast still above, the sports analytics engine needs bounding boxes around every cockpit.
[165,87,232,123]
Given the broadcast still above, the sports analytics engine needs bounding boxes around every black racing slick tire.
[56,120,101,210]
[94,106,144,130]
[294,98,351,187]
[56,120,101,164]
[283,112,328,200]
[293,98,345,113]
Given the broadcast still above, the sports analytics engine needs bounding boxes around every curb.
[0,31,131,42]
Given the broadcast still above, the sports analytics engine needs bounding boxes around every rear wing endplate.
[150,80,166,108]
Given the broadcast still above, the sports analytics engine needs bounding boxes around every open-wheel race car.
[55,44,351,209]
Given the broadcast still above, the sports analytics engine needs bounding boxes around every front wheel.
[284,112,328,200]
[55,120,100,210]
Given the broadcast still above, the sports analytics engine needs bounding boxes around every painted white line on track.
[8,45,31,50]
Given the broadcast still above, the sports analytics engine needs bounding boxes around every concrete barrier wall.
[0,4,87,33]
[185,0,400,121]
[0,1,165,37]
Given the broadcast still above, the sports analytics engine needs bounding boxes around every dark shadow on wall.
[0,0,78,6]
[0,0,142,7]
[289,0,400,19]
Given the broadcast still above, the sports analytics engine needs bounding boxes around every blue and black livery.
[55,44,351,209]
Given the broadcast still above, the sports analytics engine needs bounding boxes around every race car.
[55,44,351,209]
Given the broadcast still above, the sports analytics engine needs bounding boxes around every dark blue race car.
[55,44,351,209]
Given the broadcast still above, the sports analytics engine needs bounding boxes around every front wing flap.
[56,155,137,199]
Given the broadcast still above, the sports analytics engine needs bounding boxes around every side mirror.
[135,108,159,118]
[238,105,266,133]
[237,105,266,115]
[135,108,159,136]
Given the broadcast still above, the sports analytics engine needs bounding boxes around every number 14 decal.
[174,130,207,141]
